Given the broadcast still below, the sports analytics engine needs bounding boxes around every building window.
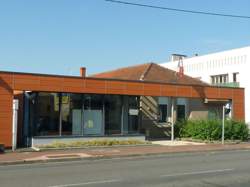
[31,93,130,137]
[177,105,185,121]
[61,93,83,136]
[127,96,140,134]
[233,72,239,82]
[34,92,60,136]
[158,97,169,123]
[211,74,228,85]
[104,95,122,135]
[159,104,167,123]
[208,108,220,120]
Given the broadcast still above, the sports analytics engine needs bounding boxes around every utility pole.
[222,105,225,145]
[171,98,174,142]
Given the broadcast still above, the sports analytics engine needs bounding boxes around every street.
[1,150,250,187]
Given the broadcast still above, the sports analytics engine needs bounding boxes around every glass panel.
[84,94,103,110]
[28,92,37,139]
[128,96,140,134]
[61,93,83,136]
[208,108,220,120]
[83,94,103,135]
[105,95,122,135]
[159,104,167,122]
[83,110,103,135]
[177,105,185,121]
[35,92,60,136]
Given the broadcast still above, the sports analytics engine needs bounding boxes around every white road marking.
[160,168,234,178]
[47,179,121,187]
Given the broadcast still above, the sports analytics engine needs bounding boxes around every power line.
[105,0,250,19]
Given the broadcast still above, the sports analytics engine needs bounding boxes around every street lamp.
[222,103,231,144]
[222,105,225,145]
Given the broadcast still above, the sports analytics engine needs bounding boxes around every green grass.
[39,139,151,149]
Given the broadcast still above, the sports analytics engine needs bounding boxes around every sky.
[0,0,249,76]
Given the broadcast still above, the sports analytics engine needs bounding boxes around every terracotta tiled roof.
[90,63,208,86]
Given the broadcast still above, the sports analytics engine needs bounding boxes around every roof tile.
[90,63,207,86]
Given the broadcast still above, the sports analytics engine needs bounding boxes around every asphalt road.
[1,150,250,187]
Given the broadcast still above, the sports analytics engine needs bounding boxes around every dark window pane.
[105,95,122,135]
[128,96,139,134]
[84,94,103,110]
[159,104,167,122]
[177,105,185,121]
[35,92,60,136]
[61,93,83,136]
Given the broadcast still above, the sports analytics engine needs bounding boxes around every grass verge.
[38,139,151,149]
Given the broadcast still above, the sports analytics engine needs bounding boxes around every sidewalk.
[1,142,250,165]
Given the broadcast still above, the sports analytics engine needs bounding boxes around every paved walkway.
[151,140,206,146]
[1,142,250,165]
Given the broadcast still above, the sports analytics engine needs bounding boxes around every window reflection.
[35,93,60,136]
[31,93,140,137]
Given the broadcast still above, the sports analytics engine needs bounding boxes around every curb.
[1,146,250,166]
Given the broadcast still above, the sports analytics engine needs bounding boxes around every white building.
[161,46,250,124]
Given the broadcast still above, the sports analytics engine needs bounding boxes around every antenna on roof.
[177,58,184,78]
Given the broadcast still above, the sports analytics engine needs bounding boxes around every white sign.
[129,109,139,116]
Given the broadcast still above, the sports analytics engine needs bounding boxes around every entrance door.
[83,94,104,135]
[83,110,103,135]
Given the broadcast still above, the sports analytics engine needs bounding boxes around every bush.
[225,120,249,140]
[175,119,249,141]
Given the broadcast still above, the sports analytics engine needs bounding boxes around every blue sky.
[0,0,249,75]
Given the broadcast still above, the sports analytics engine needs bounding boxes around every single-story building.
[0,63,245,148]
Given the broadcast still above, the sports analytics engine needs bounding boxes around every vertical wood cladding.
[0,72,245,147]
[232,89,245,120]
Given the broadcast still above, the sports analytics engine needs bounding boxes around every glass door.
[83,94,104,135]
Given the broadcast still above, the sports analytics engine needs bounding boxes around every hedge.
[175,119,249,141]
[39,139,151,149]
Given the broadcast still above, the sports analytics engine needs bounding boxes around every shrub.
[175,119,249,141]
[225,120,249,141]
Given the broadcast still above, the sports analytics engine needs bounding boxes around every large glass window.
[104,95,122,135]
[35,92,60,136]
[84,94,103,110]
[30,93,141,137]
[83,94,103,135]
[61,93,83,136]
